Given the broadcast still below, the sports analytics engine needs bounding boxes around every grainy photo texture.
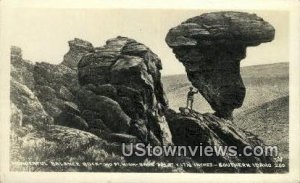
[9,9,289,173]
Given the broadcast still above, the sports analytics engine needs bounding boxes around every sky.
[8,9,289,75]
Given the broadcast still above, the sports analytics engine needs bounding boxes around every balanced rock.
[165,12,275,119]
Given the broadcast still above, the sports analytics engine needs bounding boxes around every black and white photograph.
[1,0,300,182]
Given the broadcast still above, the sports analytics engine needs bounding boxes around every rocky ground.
[10,38,179,172]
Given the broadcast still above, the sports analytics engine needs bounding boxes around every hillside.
[162,62,289,116]
[234,96,289,167]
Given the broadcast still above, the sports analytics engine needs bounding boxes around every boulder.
[42,101,62,118]
[88,119,111,132]
[128,119,161,145]
[10,79,53,126]
[35,85,57,101]
[154,115,173,145]
[165,12,275,119]
[10,125,123,171]
[11,46,81,121]
[11,46,22,59]
[34,62,78,91]
[58,85,75,101]
[11,46,35,90]
[90,84,118,99]
[77,36,172,145]
[165,108,275,172]
[10,41,177,171]
[110,55,154,91]
[108,133,140,144]
[10,103,23,127]
[78,36,168,108]
[81,109,102,123]
[82,95,131,133]
[61,38,94,69]
[55,111,89,130]
[33,62,80,119]
[77,52,117,86]
[63,101,80,115]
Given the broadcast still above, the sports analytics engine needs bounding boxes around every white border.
[1,0,299,182]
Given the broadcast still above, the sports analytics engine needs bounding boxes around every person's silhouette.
[186,87,198,110]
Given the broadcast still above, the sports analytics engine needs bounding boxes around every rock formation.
[166,11,275,119]
[61,38,94,69]
[11,46,35,90]
[11,47,54,127]
[165,108,274,172]
[10,37,175,172]
[33,62,79,118]
[10,32,278,172]
[77,36,172,145]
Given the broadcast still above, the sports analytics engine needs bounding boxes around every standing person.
[186,87,198,110]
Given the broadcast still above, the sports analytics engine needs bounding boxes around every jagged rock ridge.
[10,37,176,172]
[165,11,275,119]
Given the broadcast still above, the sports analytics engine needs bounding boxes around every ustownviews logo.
[122,143,278,157]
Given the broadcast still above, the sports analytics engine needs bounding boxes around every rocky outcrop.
[76,89,131,133]
[10,103,23,127]
[61,38,94,69]
[10,45,82,123]
[10,29,277,173]
[10,37,175,172]
[10,125,124,171]
[166,108,275,173]
[10,45,128,172]
[10,79,54,127]
[10,37,173,146]
[10,124,184,172]
[33,62,79,119]
[77,36,172,145]
[11,46,35,90]
[165,11,275,119]
[11,47,54,127]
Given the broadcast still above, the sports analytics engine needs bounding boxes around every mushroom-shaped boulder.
[165,11,275,119]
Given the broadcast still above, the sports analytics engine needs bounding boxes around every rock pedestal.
[166,11,275,119]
